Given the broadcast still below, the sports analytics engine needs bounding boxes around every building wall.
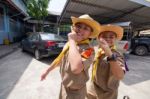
[0,3,26,44]
[0,4,5,44]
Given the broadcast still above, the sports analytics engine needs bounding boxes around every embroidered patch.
[81,47,94,59]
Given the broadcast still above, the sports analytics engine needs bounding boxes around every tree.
[27,0,50,32]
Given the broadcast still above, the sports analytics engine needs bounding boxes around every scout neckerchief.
[50,39,91,68]
[92,45,116,80]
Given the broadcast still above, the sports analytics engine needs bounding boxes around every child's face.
[73,23,92,41]
[98,31,117,46]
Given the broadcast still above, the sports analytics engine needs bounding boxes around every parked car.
[21,32,67,60]
[112,22,132,58]
[116,40,129,55]
[131,36,150,56]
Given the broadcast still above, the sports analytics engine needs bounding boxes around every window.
[28,34,39,41]
[31,34,39,41]
[41,34,64,41]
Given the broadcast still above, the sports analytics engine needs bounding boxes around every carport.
[58,0,150,31]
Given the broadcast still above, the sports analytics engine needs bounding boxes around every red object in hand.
[81,48,94,59]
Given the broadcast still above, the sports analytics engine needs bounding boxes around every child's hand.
[99,38,109,49]
[68,26,83,42]
[68,32,78,41]
[68,26,78,41]
[40,72,48,81]
[99,38,112,57]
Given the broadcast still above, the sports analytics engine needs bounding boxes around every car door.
[28,34,40,53]
[22,35,33,52]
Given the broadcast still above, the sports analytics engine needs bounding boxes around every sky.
[47,0,67,15]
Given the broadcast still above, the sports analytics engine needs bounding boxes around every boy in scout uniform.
[87,24,127,99]
[41,14,100,99]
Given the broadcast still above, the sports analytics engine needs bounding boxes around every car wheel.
[34,49,41,60]
[134,45,148,56]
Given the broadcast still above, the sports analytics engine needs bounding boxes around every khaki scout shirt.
[59,44,94,99]
[88,50,125,99]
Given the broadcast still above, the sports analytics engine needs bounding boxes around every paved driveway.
[0,49,150,99]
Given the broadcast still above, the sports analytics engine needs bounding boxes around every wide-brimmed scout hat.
[71,14,100,38]
[98,24,124,40]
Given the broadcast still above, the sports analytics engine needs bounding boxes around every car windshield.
[40,34,64,41]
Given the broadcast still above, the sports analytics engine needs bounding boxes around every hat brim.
[71,16,100,38]
[99,25,123,40]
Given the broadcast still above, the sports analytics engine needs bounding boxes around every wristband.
[107,53,117,61]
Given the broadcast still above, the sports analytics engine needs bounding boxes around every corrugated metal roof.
[59,0,150,30]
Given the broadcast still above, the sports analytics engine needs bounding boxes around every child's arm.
[99,38,125,80]
[68,28,84,74]
[40,62,60,81]
[68,38,84,74]
[40,43,68,81]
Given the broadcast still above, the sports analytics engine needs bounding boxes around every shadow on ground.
[122,54,150,85]
[0,50,33,99]
[40,55,58,65]
[39,53,150,86]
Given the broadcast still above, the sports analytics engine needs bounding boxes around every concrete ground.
[118,54,150,99]
[0,43,19,59]
[0,48,150,99]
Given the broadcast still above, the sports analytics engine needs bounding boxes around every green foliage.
[27,0,50,20]
[26,0,50,31]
